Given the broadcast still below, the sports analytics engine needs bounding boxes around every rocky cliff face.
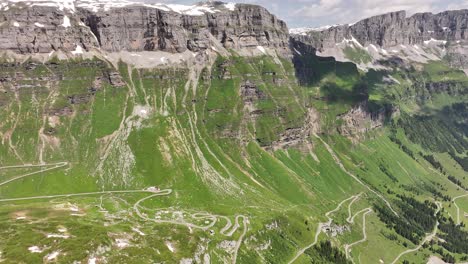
[0,1,290,56]
[294,10,468,50]
[337,102,389,143]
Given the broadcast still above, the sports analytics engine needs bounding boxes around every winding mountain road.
[288,193,362,264]
[344,208,373,261]
[315,135,398,216]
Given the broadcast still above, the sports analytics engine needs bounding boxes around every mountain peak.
[0,0,237,14]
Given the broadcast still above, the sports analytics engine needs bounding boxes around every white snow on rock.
[224,2,236,11]
[62,15,71,27]
[28,246,43,253]
[368,44,378,52]
[424,38,447,45]
[293,48,302,55]
[46,251,60,261]
[340,35,363,48]
[6,0,75,12]
[3,0,238,16]
[34,22,45,27]
[257,46,266,54]
[13,21,20,27]
[290,24,339,35]
[71,45,83,55]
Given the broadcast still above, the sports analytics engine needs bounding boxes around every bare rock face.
[0,2,290,56]
[337,102,388,143]
[295,10,468,50]
[269,108,321,152]
[0,5,99,53]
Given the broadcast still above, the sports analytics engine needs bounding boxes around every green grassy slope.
[0,49,466,263]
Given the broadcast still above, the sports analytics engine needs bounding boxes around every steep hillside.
[0,1,467,264]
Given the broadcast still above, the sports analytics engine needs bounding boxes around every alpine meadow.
[0,1,467,263]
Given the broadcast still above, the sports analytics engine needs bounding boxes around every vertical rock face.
[337,102,389,142]
[0,6,99,53]
[80,3,290,54]
[294,10,468,50]
[0,1,290,56]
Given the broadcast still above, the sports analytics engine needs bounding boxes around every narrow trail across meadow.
[315,135,398,216]
[453,193,468,225]
[288,193,362,264]
[0,162,68,187]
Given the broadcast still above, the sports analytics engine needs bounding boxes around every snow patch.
[290,24,339,34]
[224,2,236,11]
[5,0,75,12]
[256,46,266,54]
[34,22,45,27]
[46,251,60,261]
[13,21,19,27]
[340,36,363,48]
[368,44,378,52]
[71,45,84,55]
[293,48,302,55]
[424,38,447,45]
[28,246,43,253]
[350,35,363,48]
[62,15,71,28]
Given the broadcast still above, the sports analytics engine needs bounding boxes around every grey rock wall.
[294,10,468,50]
[0,2,290,56]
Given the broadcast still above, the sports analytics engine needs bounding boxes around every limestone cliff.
[293,10,468,50]
[0,1,290,56]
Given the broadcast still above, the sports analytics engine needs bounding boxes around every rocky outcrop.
[338,102,388,142]
[0,1,290,56]
[268,108,320,152]
[294,10,468,50]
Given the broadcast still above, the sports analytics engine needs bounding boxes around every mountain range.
[0,1,467,263]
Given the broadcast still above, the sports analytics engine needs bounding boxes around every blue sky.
[143,0,468,28]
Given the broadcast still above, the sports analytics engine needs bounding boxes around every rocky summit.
[0,1,467,264]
